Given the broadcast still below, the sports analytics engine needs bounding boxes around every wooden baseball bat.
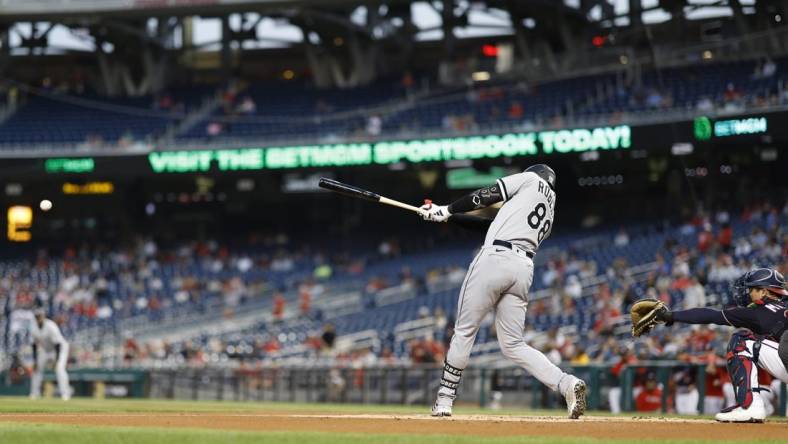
[318,178,427,216]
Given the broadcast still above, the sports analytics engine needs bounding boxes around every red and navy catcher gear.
[726,330,764,409]
[731,268,788,307]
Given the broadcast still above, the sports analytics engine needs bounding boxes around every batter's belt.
[493,240,534,258]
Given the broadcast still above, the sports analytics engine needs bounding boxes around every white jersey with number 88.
[483,171,556,251]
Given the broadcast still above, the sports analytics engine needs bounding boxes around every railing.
[137,363,787,415]
[2,358,785,416]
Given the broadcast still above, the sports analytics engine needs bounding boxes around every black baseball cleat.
[564,379,587,419]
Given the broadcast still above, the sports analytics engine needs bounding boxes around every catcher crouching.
[630,267,788,423]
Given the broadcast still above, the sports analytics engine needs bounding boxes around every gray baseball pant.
[443,246,573,395]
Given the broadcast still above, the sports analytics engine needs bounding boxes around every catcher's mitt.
[630,298,670,337]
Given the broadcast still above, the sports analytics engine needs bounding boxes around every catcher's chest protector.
[780,331,788,370]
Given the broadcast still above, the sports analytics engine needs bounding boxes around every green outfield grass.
[0,397,785,444]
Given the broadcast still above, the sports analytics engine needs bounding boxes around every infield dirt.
[1,413,786,440]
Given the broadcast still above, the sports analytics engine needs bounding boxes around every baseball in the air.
[40,199,53,211]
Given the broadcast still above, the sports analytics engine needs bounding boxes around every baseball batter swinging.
[420,164,587,418]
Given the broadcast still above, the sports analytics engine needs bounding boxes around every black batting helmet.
[524,164,556,190]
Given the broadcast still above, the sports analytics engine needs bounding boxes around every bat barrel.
[318,178,381,202]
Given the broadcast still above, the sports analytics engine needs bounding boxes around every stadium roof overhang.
[0,0,367,22]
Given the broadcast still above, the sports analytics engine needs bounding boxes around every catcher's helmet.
[731,267,788,306]
[524,164,556,190]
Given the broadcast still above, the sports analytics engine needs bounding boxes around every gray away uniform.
[441,171,576,397]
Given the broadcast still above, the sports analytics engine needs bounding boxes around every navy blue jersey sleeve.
[720,307,763,331]
[671,308,728,326]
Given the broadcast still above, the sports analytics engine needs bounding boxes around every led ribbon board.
[7,206,32,242]
[45,158,95,174]
[62,182,115,195]
[714,117,767,137]
[148,125,631,173]
[694,116,768,140]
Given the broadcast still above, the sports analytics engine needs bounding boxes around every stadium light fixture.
[472,71,491,81]
[703,50,713,60]
[482,44,498,57]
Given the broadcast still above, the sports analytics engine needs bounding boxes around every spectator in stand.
[646,90,663,108]
[508,102,524,120]
[409,339,431,363]
[707,254,741,282]
[696,96,714,112]
[299,290,311,318]
[157,94,173,110]
[401,71,414,98]
[614,228,629,247]
[123,334,141,364]
[365,276,388,293]
[262,336,280,354]
[593,301,620,335]
[565,275,582,299]
[542,261,559,287]
[424,336,445,363]
[321,324,336,350]
[272,292,285,321]
[570,347,590,365]
[753,58,777,79]
[366,115,383,136]
[734,236,753,257]
[697,223,714,253]
[683,276,706,309]
[206,121,223,137]
[718,223,733,253]
[433,307,447,331]
[723,83,742,103]
[237,96,257,115]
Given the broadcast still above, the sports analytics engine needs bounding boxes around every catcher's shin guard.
[726,331,761,409]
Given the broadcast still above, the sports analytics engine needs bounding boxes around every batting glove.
[420,203,450,223]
